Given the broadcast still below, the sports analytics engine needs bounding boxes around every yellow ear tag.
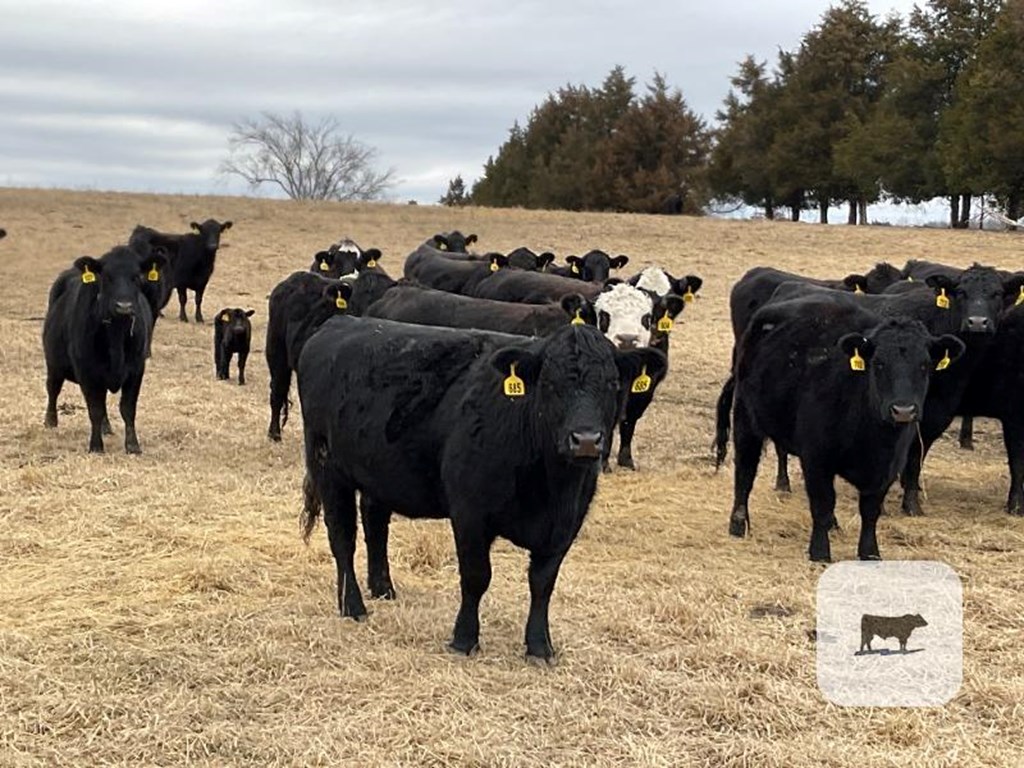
[683,287,695,303]
[503,363,525,397]
[335,295,348,310]
[1016,285,1024,307]
[657,312,673,333]
[220,312,230,322]
[318,260,330,272]
[147,265,160,282]
[907,276,914,282]
[438,242,447,251]
[854,284,864,295]
[631,365,652,394]
[571,263,580,275]
[936,288,950,309]
[571,309,585,326]
[936,349,951,371]
[849,348,865,372]
[366,259,377,269]
[490,261,499,272]
[81,265,96,284]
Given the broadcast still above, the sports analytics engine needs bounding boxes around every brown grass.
[1,188,1023,766]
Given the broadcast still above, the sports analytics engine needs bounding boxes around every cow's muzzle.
[113,300,135,317]
[889,403,918,424]
[568,430,604,459]
[962,315,994,334]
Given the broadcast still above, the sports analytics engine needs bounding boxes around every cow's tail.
[300,472,322,543]
[713,374,735,470]
[280,396,291,430]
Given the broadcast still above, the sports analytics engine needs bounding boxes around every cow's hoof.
[617,456,636,471]
[447,639,479,656]
[728,511,749,538]
[959,440,974,451]
[369,583,396,600]
[859,553,882,561]
[125,443,142,455]
[775,480,792,493]
[1007,503,1024,517]
[809,554,832,564]
[44,414,57,429]
[340,598,368,621]
[88,444,104,454]
[901,501,925,517]
[268,430,282,443]
[525,650,557,667]
[601,463,613,475]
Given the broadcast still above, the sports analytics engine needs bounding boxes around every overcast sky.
[1,0,922,208]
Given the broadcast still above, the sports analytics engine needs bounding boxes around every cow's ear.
[465,233,478,245]
[925,274,956,293]
[536,251,556,269]
[190,221,201,232]
[323,281,354,310]
[491,347,541,390]
[614,347,668,389]
[610,255,629,270]
[1002,272,1024,304]
[139,250,168,272]
[682,275,703,294]
[663,295,686,319]
[489,253,509,270]
[602,278,624,291]
[245,309,255,317]
[838,333,875,364]
[626,272,642,286]
[221,220,233,231]
[433,234,449,250]
[361,248,382,267]
[73,256,103,279]
[566,255,582,267]
[560,293,594,325]
[929,334,966,370]
[842,274,867,292]
[314,251,333,272]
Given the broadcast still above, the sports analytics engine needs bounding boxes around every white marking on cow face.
[593,283,654,350]
[634,267,671,296]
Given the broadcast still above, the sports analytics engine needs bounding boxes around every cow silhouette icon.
[859,613,928,653]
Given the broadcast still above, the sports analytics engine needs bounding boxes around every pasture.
[1,187,1023,766]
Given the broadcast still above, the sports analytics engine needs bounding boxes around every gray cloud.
[0,0,920,202]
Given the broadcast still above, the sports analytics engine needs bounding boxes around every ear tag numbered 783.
[503,363,525,397]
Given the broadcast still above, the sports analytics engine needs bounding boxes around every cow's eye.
[641,314,652,330]
[598,311,610,333]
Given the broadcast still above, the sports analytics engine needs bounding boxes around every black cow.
[365,280,596,336]
[860,614,928,653]
[431,230,478,253]
[439,245,555,272]
[721,295,964,561]
[129,219,233,323]
[404,244,509,294]
[214,308,254,384]
[759,266,1024,515]
[43,246,165,453]
[0,228,6,239]
[265,272,354,441]
[547,250,629,282]
[297,317,666,659]
[468,269,605,304]
[310,238,383,279]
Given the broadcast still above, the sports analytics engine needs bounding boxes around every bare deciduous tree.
[220,111,396,201]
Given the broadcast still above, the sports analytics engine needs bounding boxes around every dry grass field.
[1,187,1023,767]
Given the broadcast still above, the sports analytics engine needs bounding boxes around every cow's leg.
[215,344,227,380]
[449,519,494,655]
[237,349,248,386]
[959,416,975,451]
[360,495,395,600]
[774,444,792,493]
[119,372,143,455]
[44,372,64,428]
[99,401,113,436]
[601,424,616,474]
[322,485,367,619]
[194,286,205,323]
[729,401,763,537]
[802,461,836,562]
[899,437,926,516]
[177,287,188,322]
[267,366,292,442]
[1002,421,1024,515]
[616,414,638,470]
[857,490,885,560]
[82,385,108,454]
[524,550,567,661]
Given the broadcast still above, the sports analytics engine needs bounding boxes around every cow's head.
[839,318,965,425]
[593,282,656,350]
[863,262,903,293]
[0,228,6,240]
[908,613,928,628]
[565,250,629,282]
[216,307,255,337]
[433,231,477,253]
[190,219,232,252]
[560,293,597,328]
[490,324,667,463]
[928,264,1024,335]
[74,246,166,320]
[648,293,687,346]
[321,281,355,313]
[312,238,366,278]
[506,247,556,271]
[348,270,396,315]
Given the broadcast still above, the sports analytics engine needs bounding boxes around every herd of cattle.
[18,215,1024,660]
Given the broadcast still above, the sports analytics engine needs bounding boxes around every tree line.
[454,0,1023,225]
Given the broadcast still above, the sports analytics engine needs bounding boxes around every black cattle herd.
[9,214,1019,660]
